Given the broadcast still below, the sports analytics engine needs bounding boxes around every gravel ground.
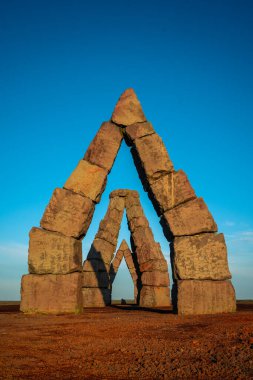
[0,302,253,379]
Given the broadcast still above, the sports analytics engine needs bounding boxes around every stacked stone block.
[82,195,125,307]
[21,121,123,314]
[116,89,236,315]
[124,192,170,307]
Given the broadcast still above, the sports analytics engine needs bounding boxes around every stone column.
[82,194,125,307]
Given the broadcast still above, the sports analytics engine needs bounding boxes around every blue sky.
[0,0,252,300]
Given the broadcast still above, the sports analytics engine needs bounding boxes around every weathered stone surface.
[118,239,130,252]
[141,271,169,287]
[82,287,111,307]
[163,197,217,237]
[126,205,145,221]
[110,189,139,198]
[111,88,146,126]
[20,273,83,314]
[128,216,149,233]
[83,259,110,273]
[96,215,122,246]
[139,259,168,273]
[131,228,155,250]
[139,286,171,307]
[149,170,196,215]
[135,241,164,265]
[125,122,154,143]
[177,280,236,315]
[40,188,95,238]
[82,271,109,288]
[133,133,174,181]
[64,160,107,203]
[87,238,116,264]
[124,250,135,270]
[28,227,82,275]
[173,233,231,280]
[110,252,124,273]
[84,121,123,172]
[108,196,125,212]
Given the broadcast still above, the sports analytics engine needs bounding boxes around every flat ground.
[0,302,253,379]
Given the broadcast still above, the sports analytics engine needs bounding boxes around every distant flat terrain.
[0,301,253,379]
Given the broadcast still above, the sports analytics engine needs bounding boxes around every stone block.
[111,88,146,126]
[28,227,82,274]
[125,122,154,143]
[128,216,149,233]
[134,133,174,181]
[126,205,144,221]
[177,280,236,315]
[135,241,164,264]
[139,259,168,273]
[84,121,123,172]
[141,271,169,287]
[110,189,139,198]
[82,287,111,307]
[82,271,109,288]
[40,188,95,238]
[64,160,107,203]
[87,238,116,264]
[139,286,171,307]
[20,273,83,314]
[131,227,155,250]
[108,196,125,213]
[149,170,196,215]
[173,233,231,280]
[96,216,122,245]
[83,259,110,273]
[163,197,217,237]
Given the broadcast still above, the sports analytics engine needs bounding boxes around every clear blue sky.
[0,0,252,300]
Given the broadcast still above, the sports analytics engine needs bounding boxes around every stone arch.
[109,240,138,303]
[82,189,170,308]
[20,88,236,315]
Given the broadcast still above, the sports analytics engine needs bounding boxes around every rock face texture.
[40,188,95,239]
[28,227,82,275]
[21,88,235,315]
[177,280,236,315]
[20,273,83,314]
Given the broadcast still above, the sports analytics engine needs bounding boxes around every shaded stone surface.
[40,188,95,238]
[163,197,217,237]
[173,233,231,280]
[83,259,110,273]
[125,122,154,144]
[111,88,146,126]
[141,271,169,287]
[133,133,174,181]
[82,271,109,288]
[139,286,171,307]
[84,121,123,173]
[177,280,236,315]
[149,170,196,215]
[20,273,83,314]
[82,287,111,307]
[87,238,116,265]
[28,227,82,275]
[64,160,107,203]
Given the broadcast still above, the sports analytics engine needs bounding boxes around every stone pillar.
[82,195,125,307]
[125,192,170,307]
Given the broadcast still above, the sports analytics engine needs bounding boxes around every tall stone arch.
[20,88,236,315]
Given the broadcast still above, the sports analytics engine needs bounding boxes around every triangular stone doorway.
[20,89,236,315]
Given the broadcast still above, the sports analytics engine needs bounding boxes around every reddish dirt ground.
[0,302,253,379]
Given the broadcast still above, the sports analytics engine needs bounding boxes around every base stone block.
[177,280,236,315]
[20,273,83,314]
[139,286,171,307]
[141,271,169,287]
[82,271,109,288]
[82,287,111,307]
